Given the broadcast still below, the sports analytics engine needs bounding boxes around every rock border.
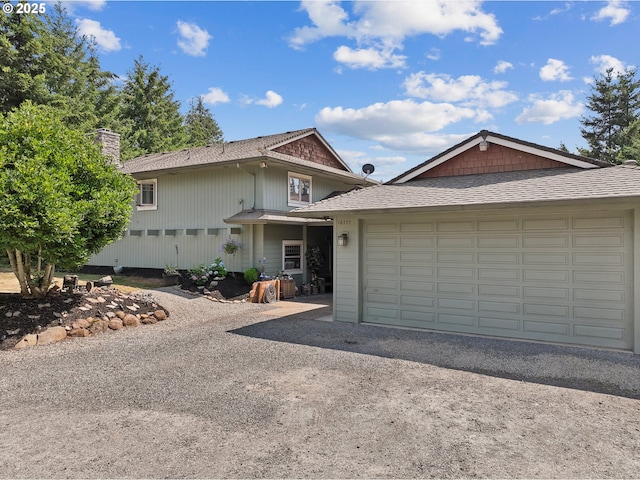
[13,309,169,350]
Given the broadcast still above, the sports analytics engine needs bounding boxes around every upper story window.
[288,172,312,206]
[137,179,157,211]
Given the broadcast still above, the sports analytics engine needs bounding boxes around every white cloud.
[539,58,572,82]
[202,87,230,105]
[315,99,485,154]
[426,48,441,61]
[249,90,283,108]
[289,0,502,70]
[515,91,583,125]
[589,54,627,75]
[176,21,212,57]
[494,60,513,74]
[403,72,518,108]
[75,18,121,52]
[60,1,107,13]
[592,0,630,26]
[333,45,406,69]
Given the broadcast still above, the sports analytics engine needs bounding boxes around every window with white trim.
[288,172,311,206]
[137,179,157,210]
[282,240,303,274]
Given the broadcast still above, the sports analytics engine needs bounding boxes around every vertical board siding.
[361,209,634,351]
[90,168,253,270]
[334,216,359,323]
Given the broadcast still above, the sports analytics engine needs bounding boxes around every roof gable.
[390,130,609,184]
[120,128,356,179]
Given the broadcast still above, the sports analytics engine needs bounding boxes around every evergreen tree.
[0,3,119,131]
[618,120,640,162]
[185,96,224,147]
[118,56,188,160]
[580,68,640,163]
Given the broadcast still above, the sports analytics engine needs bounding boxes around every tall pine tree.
[185,96,224,147]
[118,56,188,160]
[580,68,640,163]
[0,3,119,131]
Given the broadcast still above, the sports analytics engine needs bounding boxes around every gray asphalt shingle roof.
[119,128,371,184]
[291,164,640,216]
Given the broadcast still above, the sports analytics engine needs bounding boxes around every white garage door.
[363,211,634,350]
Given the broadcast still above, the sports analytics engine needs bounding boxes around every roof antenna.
[362,163,375,179]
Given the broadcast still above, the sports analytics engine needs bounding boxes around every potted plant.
[220,237,242,255]
[305,246,325,293]
[163,265,181,286]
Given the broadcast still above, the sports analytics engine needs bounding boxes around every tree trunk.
[6,249,31,297]
[5,249,55,298]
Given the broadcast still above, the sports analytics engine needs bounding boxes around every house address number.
[337,219,352,225]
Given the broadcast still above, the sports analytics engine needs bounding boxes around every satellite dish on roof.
[362,163,375,176]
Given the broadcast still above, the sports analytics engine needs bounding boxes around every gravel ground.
[1,288,639,478]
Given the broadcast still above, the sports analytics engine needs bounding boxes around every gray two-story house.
[89,128,376,283]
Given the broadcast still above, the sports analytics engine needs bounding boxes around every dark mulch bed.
[0,286,169,350]
[178,272,253,301]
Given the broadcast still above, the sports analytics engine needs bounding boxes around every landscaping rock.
[37,326,67,345]
[153,310,167,321]
[115,311,126,319]
[68,328,90,338]
[108,319,124,330]
[123,314,140,327]
[72,319,90,330]
[141,317,157,325]
[14,334,38,350]
[89,320,109,335]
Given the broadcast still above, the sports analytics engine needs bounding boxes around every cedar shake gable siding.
[417,143,566,179]
[274,135,346,170]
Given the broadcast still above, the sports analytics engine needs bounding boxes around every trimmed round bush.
[244,267,259,285]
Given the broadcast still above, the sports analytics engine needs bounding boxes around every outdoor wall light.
[479,140,489,151]
[337,233,348,246]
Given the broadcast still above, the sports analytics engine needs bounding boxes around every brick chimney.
[94,128,121,165]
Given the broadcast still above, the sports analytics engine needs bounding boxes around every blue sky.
[50,0,638,181]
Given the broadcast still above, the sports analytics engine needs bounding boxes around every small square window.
[282,240,303,274]
[288,173,312,206]
[137,179,157,211]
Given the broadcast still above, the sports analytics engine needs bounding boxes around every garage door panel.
[478,316,521,331]
[400,251,434,263]
[524,320,570,336]
[437,237,475,248]
[573,252,624,266]
[400,237,435,248]
[574,271,624,285]
[573,234,624,247]
[523,252,569,265]
[400,280,435,293]
[478,236,519,248]
[438,313,476,327]
[524,303,570,319]
[574,288,624,303]
[478,300,520,314]
[478,253,519,264]
[363,211,633,351]
[437,283,474,295]
[478,284,520,297]
[523,286,569,300]
[524,269,570,283]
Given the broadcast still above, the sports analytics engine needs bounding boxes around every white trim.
[393,134,600,184]
[287,172,312,207]
[136,178,157,211]
[282,239,304,274]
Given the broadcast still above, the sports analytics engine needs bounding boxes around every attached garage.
[292,131,640,354]
[362,210,633,350]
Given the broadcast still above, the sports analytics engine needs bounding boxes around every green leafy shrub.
[244,267,259,285]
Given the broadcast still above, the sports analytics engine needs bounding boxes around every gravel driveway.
[1,288,639,478]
